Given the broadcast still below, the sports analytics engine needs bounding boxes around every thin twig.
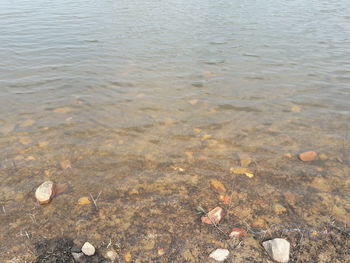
[106,239,112,249]
[28,213,37,224]
[90,191,102,209]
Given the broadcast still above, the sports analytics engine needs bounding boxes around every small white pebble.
[35,181,55,204]
[82,242,95,256]
[209,248,229,262]
[106,250,118,261]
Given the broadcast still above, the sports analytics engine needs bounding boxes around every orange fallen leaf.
[78,197,91,205]
[210,179,226,193]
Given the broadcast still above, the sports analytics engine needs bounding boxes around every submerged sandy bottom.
[0,106,349,262]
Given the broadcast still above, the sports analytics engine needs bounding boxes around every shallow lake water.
[0,0,349,262]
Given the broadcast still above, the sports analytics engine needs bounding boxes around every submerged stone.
[229,228,247,238]
[299,151,317,162]
[201,207,224,225]
[106,250,118,261]
[35,181,55,204]
[82,242,95,256]
[262,238,290,263]
[209,248,229,262]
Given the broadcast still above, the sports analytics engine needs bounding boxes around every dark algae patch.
[35,237,74,263]
[35,237,106,263]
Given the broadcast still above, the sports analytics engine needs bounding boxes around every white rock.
[35,181,55,204]
[263,238,290,263]
[209,248,229,262]
[106,250,118,261]
[82,242,95,256]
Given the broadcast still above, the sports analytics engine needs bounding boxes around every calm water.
[0,0,349,261]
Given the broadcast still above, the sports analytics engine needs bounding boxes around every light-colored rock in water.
[229,228,247,238]
[35,181,55,204]
[82,242,95,256]
[201,207,224,225]
[263,238,290,263]
[106,250,118,261]
[299,151,317,162]
[209,248,229,262]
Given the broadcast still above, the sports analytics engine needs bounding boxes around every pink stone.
[201,207,224,225]
[229,228,247,238]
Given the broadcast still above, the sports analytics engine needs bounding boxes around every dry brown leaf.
[210,179,226,193]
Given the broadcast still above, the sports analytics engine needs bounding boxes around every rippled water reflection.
[0,0,349,261]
